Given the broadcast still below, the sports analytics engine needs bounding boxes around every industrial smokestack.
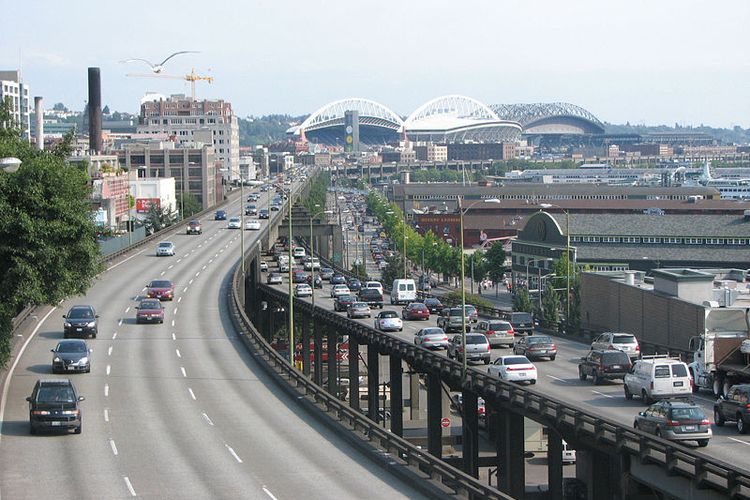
[87,67,102,154]
[34,96,43,150]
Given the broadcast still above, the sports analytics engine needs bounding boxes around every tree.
[102,105,110,115]
[177,192,202,218]
[144,202,177,233]
[484,241,506,284]
[349,263,367,280]
[541,283,560,328]
[0,100,101,367]
[380,253,404,288]
[513,287,533,313]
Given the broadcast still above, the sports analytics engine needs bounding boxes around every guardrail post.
[367,344,380,423]
[497,410,525,498]
[348,336,360,412]
[302,316,311,376]
[313,319,323,385]
[427,370,442,459]
[390,355,403,437]
[462,389,479,478]
[327,329,338,397]
[547,431,563,499]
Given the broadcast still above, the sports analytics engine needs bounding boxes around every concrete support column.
[348,337,359,412]
[313,319,323,386]
[367,345,379,422]
[461,389,479,478]
[301,317,311,376]
[332,230,344,267]
[389,356,403,437]
[409,371,420,420]
[547,432,563,500]
[577,449,615,500]
[497,410,525,499]
[327,330,338,396]
[427,371,442,459]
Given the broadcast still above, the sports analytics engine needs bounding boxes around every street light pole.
[459,196,467,381]
[403,228,408,279]
[540,204,571,328]
[288,187,294,367]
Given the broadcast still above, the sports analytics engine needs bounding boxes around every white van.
[391,279,416,305]
[623,355,692,403]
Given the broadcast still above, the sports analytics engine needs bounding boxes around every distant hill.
[239,114,306,147]
[603,122,750,145]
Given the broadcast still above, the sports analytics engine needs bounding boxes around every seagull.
[120,51,199,74]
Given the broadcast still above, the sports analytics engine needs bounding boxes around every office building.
[0,70,31,140]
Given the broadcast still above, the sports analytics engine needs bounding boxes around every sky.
[2,0,749,128]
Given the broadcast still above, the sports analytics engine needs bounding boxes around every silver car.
[156,241,175,257]
[591,332,640,359]
[414,327,449,350]
[447,333,491,364]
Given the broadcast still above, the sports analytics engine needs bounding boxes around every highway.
[275,253,750,472]
[0,179,427,499]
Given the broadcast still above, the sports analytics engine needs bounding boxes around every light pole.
[540,203,572,326]
[458,197,501,381]
[310,205,333,312]
[287,185,294,367]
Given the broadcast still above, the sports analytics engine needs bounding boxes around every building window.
[705,238,725,245]
[664,237,682,244]
[643,237,661,244]
[622,236,640,243]
[685,237,702,245]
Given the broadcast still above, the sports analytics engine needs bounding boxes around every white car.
[260,261,268,272]
[295,284,313,297]
[244,220,261,230]
[374,310,403,332]
[156,241,175,257]
[293,247,306,258]
[227,217,241,229]
[487,355,537,384]
[303,258,321,270]
[330,284,350,298]
[363,281,384,296]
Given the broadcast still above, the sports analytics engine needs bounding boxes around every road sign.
[441,417,450,428]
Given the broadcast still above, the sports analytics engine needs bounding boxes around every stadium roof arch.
[287,98,403,134]
[491,102,605,135]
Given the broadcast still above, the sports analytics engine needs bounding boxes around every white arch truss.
[404,95,499,126]
[297,97,404,132]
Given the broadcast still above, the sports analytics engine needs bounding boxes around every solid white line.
[141,287,147,292]
[123,477,136,497]
[729,437,750,446]
[172,333,176,340]
[177,297,182,303]
[188,388,196,400]
[225,444,243,463]
[0,306,57,445]
[189,279,194,285]
[104,384,109,397]
[104,409,109,422]
[181,366,187,377]
[209,259,213,264]
[592,390,614,399]
[546,374,567,383]
[195,272,200,277]
[262,486,279,500]
[202,412,214,426]
[110,439,118,456]
[108,346,113,356]
[125,307,130,313]
[175,349,181,358]
[106,365,111,376]
[105,249,145,271]
[112,332,118,340]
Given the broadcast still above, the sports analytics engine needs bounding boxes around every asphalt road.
[0,179,427,500]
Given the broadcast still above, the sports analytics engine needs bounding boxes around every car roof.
[38,378,74,385]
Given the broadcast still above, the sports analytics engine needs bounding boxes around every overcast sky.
[2,0,748,128]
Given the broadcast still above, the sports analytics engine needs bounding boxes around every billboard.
[135,198,161,213]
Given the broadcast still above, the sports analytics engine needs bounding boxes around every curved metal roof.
[288,97,403,135]
[491,102,605,134]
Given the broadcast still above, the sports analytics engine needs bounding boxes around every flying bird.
[120,51,199,74]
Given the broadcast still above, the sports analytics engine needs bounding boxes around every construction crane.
[125,68,214,101]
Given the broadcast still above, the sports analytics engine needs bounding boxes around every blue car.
[214,210,227,220]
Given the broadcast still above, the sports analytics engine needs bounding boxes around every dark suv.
[27,379,84,434]
[509,312,534,336]
[358,288,384,309]
[578,350,632,385]
[63,305,98,339]
[714,384,750,434]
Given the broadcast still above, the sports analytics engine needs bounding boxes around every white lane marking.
[181,366,187,377]
[183,254,189,258]
[160,271,165,276]
[202,412,214,426]
[123,477,136,497]
[195,272,200,277]
[174,308,179,315]
[125,307,130,313]
[178,297,182,303]
[118,318,123,326]
[0,307,57,445]
[171,319,175,327]
[209,259,213,264]
[215,253,219,258]
[225,444,243,463]
[188,388,196,400]
[202,265,207,270]
[729,437,750,446]
[112,332,118,340]
[108,346,113,356]
[546,374,568,383]
[592,390,614,399]
[262,486,279,500]
[177,259,182,263]
[183,287,188,293]
[141,287,147,292]
[189,279,194,285]
[104,409,109,422]
[172,333,176,340]
[105,249,146,271]
[106,365,111,376]
[104,384,109,397]
[110,439,118,456]
[168,265,174,270]
[176,349,181,358]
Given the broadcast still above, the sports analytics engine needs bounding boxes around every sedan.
[374,310,403,332]
[260,261,268,272]
[259,209,270,219]
[423,297,444,314]
[292,270,308,284]
[513,335,557,361]
[634,400,711,447]
[330,274,347,285]
[414,327,449,350]
[146,279,175,301]
[402,302,430,321]
[295,284,313,298]
[62,305,99,339]
[347,302,372,319]
[330,284,350,298]
[156,241,175,257]
[245,219,261,230]
[227,217,241,229]
[474,320,514,348]
[346,278,362,292]
[136,299,165,324]
[333,294,357,312]
[51,339,91,374]
[266,272,283,285]
[319,267,334,280]
[214,210,227,220]
[487,355,537,384]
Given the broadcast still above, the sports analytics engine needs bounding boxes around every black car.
[578,350,632,385]
[214,210,227,220]
[358,288,384,309]
[714,384,750,434]
[509,311,534,335]
[423,297,444,314]
[63,305,98,339]
[51,339,91,374]
[330,274,347,285]
[27,378,84,434]
[259,209,270,219]
[347,278,362,292]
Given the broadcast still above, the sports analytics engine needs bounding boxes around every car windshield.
[449,309,465,316]
[56,341,87,353]
[150,280,172,288]
[37,386,76,402]
[140,301,161,310]
[489,322,510,331]
[504,356,530,365]
[158,242,172,248]
[381,311,398,318]
[601,352,630,364]
[422,328,443,336]
[612,334,636,344]
[670,407,705,420]
[68,308,93,319]
[425,299,440,305]
[352,303,368,309]
[410,304,426,310]
[528,336,552,344]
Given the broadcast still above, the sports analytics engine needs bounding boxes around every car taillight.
[487,330,495,336]
[442,336,448,341]
[666,420,681,427]
[507,366,533,371]
[700,419,710,425]
[636,345,641,352]
[487,344,491,351]
[32,410,50,415]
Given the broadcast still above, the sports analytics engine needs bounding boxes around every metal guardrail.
[259,283,750,499]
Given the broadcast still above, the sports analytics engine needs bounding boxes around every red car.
[334,294,356,312]
[402,302,430,321]
[147,279,175,301]
[136,299,165,324]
